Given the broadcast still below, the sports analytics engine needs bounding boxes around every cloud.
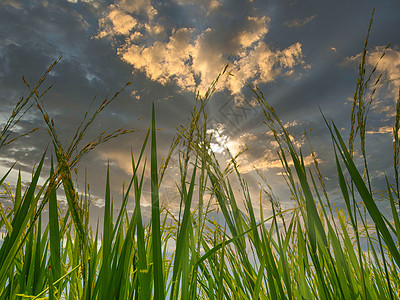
[172,0,222,11]
[366,126,393,135]
[95,0,159,39]
[98,149,133,174]
[207,119,312,175]
[237,152,316,174]
[283,15,317,29]
[96,1,307,96]
[96,5,138,37]
[119,27,196,90]
[368,46,400,99]
[344,46,400,102]
[2,0,22,9]
[232,41,305,88]
[116,0,157,17]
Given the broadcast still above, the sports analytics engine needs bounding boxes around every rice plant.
[0,10,399,299]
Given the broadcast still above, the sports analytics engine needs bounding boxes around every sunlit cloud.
[120,27,196,89]
[344,46,400,104]
[368,46,400,99]
[96,5,139,38]
[96,0,307,96]
[98,149,133,175]
[116,0,158,17]
[366,126,393,135]
[235,148,316,174]
[207,119,312,175]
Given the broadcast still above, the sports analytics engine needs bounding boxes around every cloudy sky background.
[1,0,400,222]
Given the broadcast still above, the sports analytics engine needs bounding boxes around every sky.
[1,0,400,222]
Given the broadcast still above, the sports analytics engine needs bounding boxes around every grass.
[1,10,400,299]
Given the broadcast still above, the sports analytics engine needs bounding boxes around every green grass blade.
[387,178,400,242]
[170,162,197,299]
[0,161,15,187]
[287,145,327,250]
[133,158,151,300]
[151,103,164,299]
[48,157,61,299]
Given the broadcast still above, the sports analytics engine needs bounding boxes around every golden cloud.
[96,2,306,96]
